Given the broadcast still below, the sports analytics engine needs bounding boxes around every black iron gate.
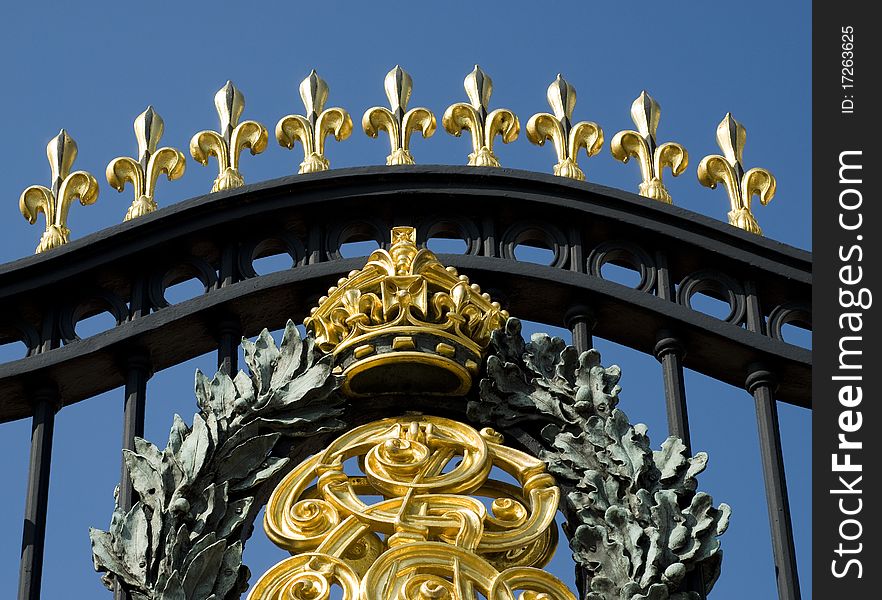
[1,167,810,599]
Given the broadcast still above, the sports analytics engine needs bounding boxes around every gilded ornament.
[277,70,353,174]
[19,130,99,254]
[190,81,268,192]
[107,106,186,221]
[610,91,688,204]
[442,65,520,167]
[250,416,574,600]
[526,75,603,181]
[697,113,776,235]
[362,66,436,165]
[305,227,508,397]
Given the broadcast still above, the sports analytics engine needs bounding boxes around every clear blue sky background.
[0,1,811,598]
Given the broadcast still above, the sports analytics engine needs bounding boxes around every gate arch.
[2,168,809,600]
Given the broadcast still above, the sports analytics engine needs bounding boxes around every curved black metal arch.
[0,166,811,423]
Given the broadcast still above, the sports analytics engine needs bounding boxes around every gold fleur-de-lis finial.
[107,106,186,221]
[19,130,99,254]
[610,91,688,204]
[526,75,604,181]
[363,66,436,165]
[697,113,776,235]
[442,65,520,167]
[276,70,353,174]
[190,81,269,192]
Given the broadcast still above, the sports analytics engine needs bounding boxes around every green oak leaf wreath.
[90,321,344,600]
[469,318,731,600]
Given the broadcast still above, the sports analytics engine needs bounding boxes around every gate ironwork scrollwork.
[676,269,747,326]
[251,416,572,600]
[587,240,658,294]
[500,222,570,269]
[767,303,812,344]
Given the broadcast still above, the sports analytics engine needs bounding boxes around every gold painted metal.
[190,81,268,192]
[363,66,436,165]
[305,227,507,397]
[442,65,520,167]
[526,75,603,181]
[354,345,374,359]
[392,336,415,350]
[19,130,99,254]
[697,113,776,235]
[436,342,455,357]
[107,107,186,221]
[610,91,688,204]
[277,70,353,174]
[249,416,575,600]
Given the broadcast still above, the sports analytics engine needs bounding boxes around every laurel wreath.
[90,321,344,600]
[470,318,730,600]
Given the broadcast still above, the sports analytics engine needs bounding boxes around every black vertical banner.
[813,3,880,597]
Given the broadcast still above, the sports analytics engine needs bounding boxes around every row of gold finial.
[19,66,777,254]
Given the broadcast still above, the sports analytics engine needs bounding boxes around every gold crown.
[306,227,508,397]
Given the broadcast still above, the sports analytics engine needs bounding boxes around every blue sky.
[0,1,810,598]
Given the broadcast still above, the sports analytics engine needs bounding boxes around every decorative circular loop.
[404,574,455,600]
[768,302,812,343]
[490,497,527,526]
[487,565,578,600]
[264,415,560,573]
[500,222,569,269]
[149,257,219,309]
[587,240,657,293]
[239,233,307,279]
[288,499,340,537]
[60,288,129,343]
[325,219,388,260]
[676,269,746,325]
[359,542,500,600]
[361,420,491,497]
[415,216,481,256]
[246,553,360,600]
[0,318,40,360]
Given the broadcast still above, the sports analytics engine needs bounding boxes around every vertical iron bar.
[116,277,152,600]
[120,276,152,511]
[114,353,150,600]
[654,333,692,451]
[655,253,700,597]
[307,222,322,265]
[567,310,595,354]
[654,253,692,451]
[566,226,594,352]
[129,277,148,321]
[18,308,60,600]
[482,217,497,259]
[217,242,241,375]
[479,214,509,316]
[118,354,151,512]
[219,241,237,289]
[217,318,241,375]
[564,225,594,597]
[745,281,800,600]
[18,386,58,600]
